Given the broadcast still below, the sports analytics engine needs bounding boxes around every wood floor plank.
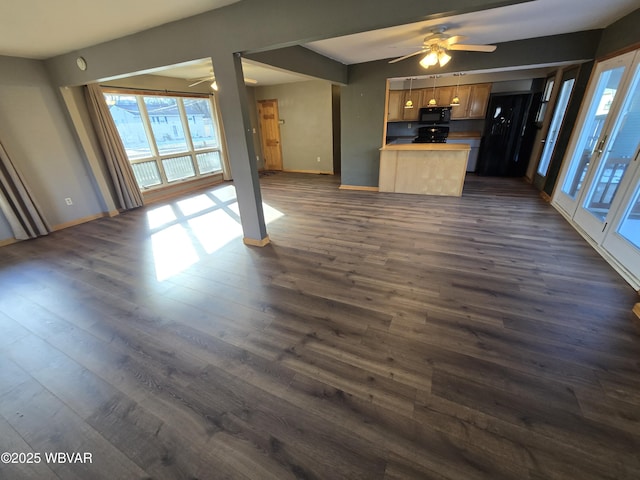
[0,379,150,480]
[430,369,640,475]
[1,172,639,479]
[0,415,62,480]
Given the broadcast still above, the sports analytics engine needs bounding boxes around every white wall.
[0,56,104,239]
[255,80,334,173]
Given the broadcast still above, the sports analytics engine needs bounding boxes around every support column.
[210,52,269,246]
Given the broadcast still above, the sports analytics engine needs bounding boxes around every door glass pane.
[143,97,188,155]
[537,78,575,176]
[561,65,626,199]
[183,98,219,149]
[583,65,640,221]
[617,181,640,250]
[535,77,555,123]
[104,94,153,160]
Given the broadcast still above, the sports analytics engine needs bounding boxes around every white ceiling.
[0,0,242,59]
[305,0,640,65]
[140,57,315,87]
[0,0,638,85]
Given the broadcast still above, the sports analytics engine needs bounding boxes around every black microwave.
[419,107,451,124]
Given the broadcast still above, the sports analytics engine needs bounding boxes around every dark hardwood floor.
[1,172,639,479]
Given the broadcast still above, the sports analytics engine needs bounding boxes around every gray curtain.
[0,141,50,240]
[85,83,144,210]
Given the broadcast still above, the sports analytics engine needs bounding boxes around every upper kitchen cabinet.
[386,83,492,121]
[387,90,405,121]
[434,86,455,107]
[467,84,492,118]
[450,85,472,119]
[387,89,425,121]
[401,88,425,121]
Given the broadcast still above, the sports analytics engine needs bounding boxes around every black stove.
[413,125,450,143]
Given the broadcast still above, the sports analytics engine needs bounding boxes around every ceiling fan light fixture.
[438,51,451,67]
[420,50,439,69]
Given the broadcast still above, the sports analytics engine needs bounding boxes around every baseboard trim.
[339,184,379,192]
[52,212,111,232]
[243,235,271,247]
[283,169,333,175]
[0,238,18,247]
[539,191,552,203]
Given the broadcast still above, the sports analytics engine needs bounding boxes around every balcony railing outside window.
[104,92,225,190]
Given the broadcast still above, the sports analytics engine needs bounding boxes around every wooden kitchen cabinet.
[385,83,491,122]
[468,83,492,118]
[401,88,425,121]
[434,86,455,107]
[449,85,472,119]
[387,90,404,121]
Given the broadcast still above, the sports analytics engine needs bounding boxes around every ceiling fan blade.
[448,44,497,52]
[188,78,211,87]
[388,49,425,64]
[446,35,467,46]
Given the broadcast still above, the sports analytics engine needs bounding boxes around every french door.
[554,49,640,286]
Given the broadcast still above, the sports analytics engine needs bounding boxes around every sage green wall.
[255,80,334,173]
[596,8,640,58]
[0,211,11,241]
[0,55,103,241]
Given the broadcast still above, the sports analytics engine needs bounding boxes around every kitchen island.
[379,143,471,196]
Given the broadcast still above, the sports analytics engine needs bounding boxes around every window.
[104,91,224,190]
[535,75,555,124]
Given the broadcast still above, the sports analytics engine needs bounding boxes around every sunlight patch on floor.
[151,223,200,281]
[189,209,243,254]
[146,205,176,230]
[147,184,283,281]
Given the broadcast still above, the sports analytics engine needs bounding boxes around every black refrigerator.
[477,93,540,177]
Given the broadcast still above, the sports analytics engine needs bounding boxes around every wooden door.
[258,99,283,170]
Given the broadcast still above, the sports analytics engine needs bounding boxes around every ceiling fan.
[389,26,497,67]
[188,73,258,90]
